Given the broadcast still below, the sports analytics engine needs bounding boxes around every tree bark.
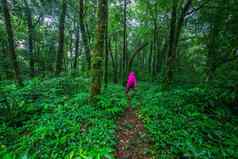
[104,1,109,88]
[207,24,218,81]
[148,41,153,74]
[109,38,118,83]
[69,30,74,70]
[2,0,23,86]
[114,37,119,83]
[152,15,158,80]
[74,25,80,70]
[55,0,67,75]
[91,0,107,98]
[122,0,128,81]
[175,0,192,47]
[164,0,178,87]
[79,0,91,70]
[164,0,192,87]
[157,38,166,74]
[0,41,11,79]
[24,0,35,77]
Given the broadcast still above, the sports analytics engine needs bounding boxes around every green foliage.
[0,76,126,159]
[98,85,127,117]
[138,83,238,158]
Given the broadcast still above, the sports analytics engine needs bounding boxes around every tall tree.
[79,0,91,70]
[55,0,67,75]
[74,25,80,70]
[164,0,178,87]
[164,0,192,87]
[207,23,218,81]
[2,0,23,86]
[23,0,35,77]
[91,0,108,98]
[109,37,118,83]
[104,0,109,88]
[122,0,128,82]
[175,0,192,47]
[152,3,158,80]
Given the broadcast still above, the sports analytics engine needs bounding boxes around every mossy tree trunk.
[24,0,35,78]
[109,37,118,84]
[152,11,158,81]
[104,1,109,88]
[79,0,91,70]
[164,0,192,88]
[2,0,23,86]
[207,24,219,81]
[90,0,108,98]
[74,25,80,70]
[0,41,11,79]
[164,0,178,88]
[148,41,153,75]
[55,0,67,75]
[122,0,128,84]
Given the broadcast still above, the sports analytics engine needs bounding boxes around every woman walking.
[126,71,137,106]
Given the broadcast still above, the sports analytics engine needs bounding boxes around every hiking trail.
[115,106,153,159]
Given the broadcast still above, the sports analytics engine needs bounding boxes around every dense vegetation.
[0,0,238,158]
[0,77,127,158]
[138,83,238,158]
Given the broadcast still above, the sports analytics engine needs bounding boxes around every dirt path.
[115,107,153,159]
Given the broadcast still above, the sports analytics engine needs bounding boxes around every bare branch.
[186,0,210,16]
[128,43,148,71]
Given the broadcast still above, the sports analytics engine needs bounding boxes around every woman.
[126,71,137,106]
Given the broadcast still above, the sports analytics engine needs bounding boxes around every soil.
[115,107,153,159]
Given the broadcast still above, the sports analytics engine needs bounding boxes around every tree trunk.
[109,38,118,83]
[148,41,153,74]
[24,0,35,77]
[122,0,128,82]
[156,35,161,74]
[91,0,107,98]
[55,0,67,75]
[152,17,158,80]
[207,24,218,81]
[2,0,23,86]
[74,25,80,70]
[79,0,91,70]
[175,0,192,48]
[104,1,109,88]
[157,38,166,75]
[164,0,178,87]
[164,0,192,87]
[141,46,145,79]
[0,41,11,79]
[69,30,74,70]
[128,43,148,73]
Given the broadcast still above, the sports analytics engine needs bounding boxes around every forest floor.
[115,106,153,159]
[1,78,238,158]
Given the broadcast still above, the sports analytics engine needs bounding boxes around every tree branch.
[33,14,42,28]
[128,43,148,71]
[186,0,210,16]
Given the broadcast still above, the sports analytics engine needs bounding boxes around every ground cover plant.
[0,77,127,159]
[138,83,238,158]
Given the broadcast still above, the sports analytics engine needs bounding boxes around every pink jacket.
[126,72,137,92]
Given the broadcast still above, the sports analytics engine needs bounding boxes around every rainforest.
[0,0,238,158]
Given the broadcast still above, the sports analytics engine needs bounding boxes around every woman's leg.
[126,89,131,107]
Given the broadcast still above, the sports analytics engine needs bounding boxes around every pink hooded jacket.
[126,72,137,92]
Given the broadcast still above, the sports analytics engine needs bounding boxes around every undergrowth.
[0,76,127,159]
[138,83,238,158]
[1,76,238,159]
